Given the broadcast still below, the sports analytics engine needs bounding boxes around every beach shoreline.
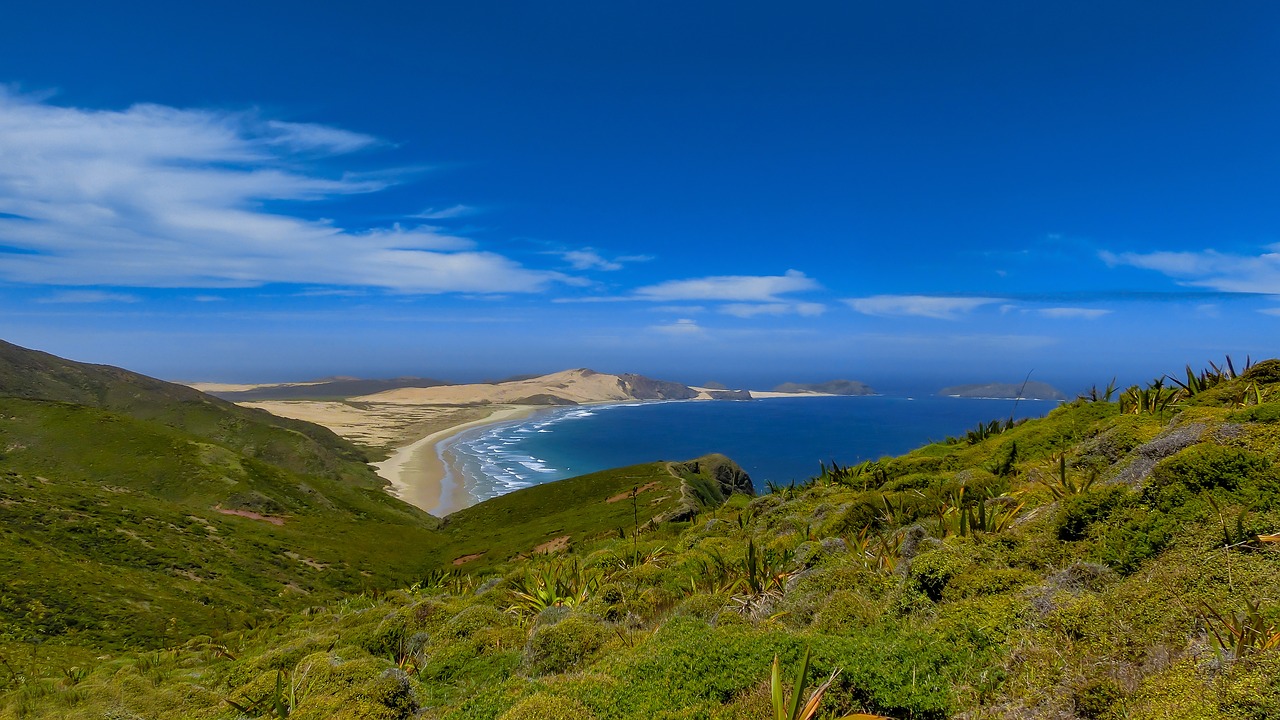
[372,405,539,516]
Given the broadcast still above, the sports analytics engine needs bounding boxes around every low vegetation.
[4,353,1280,718]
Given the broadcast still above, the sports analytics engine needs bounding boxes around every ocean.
[437,395,1061,504]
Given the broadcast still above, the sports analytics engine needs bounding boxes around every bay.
[439,395,1060,503]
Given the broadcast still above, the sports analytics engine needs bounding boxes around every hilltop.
[352,368,699,405]
[193,377,452,402]
[939,380,1067,400]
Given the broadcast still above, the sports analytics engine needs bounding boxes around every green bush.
[498,692,597,720]
[444,604,511,639]
[523,616,610,676]
[909,543,975,603]
[1056,486,1132,541]
[943,566,1036,601]
[1145,445,1269,509]
[1073,677,1124,719]
[810,589,881,633]
[673,593,728,621]
[1091,506,1172,574]
[1242,359,1280,384]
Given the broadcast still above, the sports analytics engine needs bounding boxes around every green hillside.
[4,354,1280,719]
[430,454,755,570]
[0,341,449,648]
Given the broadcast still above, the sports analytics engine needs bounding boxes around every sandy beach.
[372,406,538,516]
[208,370,841,518]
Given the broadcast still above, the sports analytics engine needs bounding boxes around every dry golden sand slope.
[238,400,500,457]
[352,368,646,405]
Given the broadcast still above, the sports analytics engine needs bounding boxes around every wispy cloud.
[411,204,476,220]
[845,294,1004,319]
[1100,246,1280,294]
[1034,307,1112,319]
[561,249,619,271]
[720,302,826,318]
[0,89,564,294]
[636,269,819,302]
[36,290,140,304]
[650,318,704,335]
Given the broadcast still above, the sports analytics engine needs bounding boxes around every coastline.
[375,394,857,515]
[373,405,538,516]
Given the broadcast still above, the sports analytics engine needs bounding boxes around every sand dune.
[355,368,665,405]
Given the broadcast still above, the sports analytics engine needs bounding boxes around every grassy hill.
[0,341,454,649]
[4,354,1280,719]
[430,453,755,570]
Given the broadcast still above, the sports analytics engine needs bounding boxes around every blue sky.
[2,1,1278,392]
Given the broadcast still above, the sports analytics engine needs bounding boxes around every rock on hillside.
[939,380,1066,400]
[617,373,699,400]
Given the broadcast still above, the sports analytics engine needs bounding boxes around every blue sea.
[437,395,1060,504]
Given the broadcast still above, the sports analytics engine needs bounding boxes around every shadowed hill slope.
[0,340,446,647]
[0,339,375,483]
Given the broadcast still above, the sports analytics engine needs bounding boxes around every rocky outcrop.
[772,379,875,395]
[617,373,700,400]
[939,381,1066,400]
[703,389,753,401]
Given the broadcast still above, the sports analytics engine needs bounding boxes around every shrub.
[1073,677,1124,719]
[1242,358,1280,384]
[908,543,975,603]
[497,692,597,720]
[1145,445,1268,507]
[673,593,729,621]
[443,605,510,639]
[810,590,881,634]
[943,567,1036,601]
[1091,507,1172,574]
[1056,486,1131,541]
[523,616,610,676]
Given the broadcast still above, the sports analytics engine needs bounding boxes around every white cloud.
[720,302,826,318]
[1259,308,1280,317]
[1035,307,1112,319]
[650,305,707,314]
[562,249,623,271]
[412,204,475,220]
[0,89,563,294]
[844,295,1004,319]
[555,248,652,272]
[636,269,819,302]
[1100,246,1280,293]
[37,290,140,303]
[651,318,704,335]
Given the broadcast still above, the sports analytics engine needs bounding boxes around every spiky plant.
[1035,453,1096,499]
[507,560,600,616]
[1199,598,1280,660]
[770,646,892,720]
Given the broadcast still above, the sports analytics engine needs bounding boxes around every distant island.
[938,380,1066,400]
[771,379,876,395]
